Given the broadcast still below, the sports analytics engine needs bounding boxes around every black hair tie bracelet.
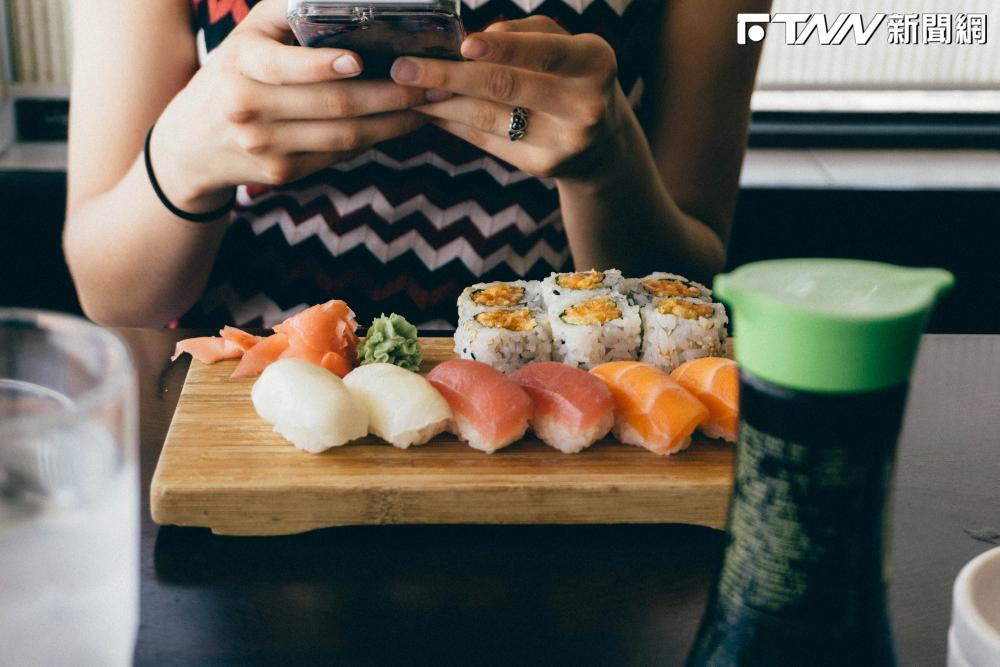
[144,123,236,223]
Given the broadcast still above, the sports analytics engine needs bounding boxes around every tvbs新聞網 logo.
[737,12,988,46]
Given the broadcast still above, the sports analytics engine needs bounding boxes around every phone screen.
[297,11,466,78]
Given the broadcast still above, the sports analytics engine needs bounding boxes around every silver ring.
[508,106,529,142]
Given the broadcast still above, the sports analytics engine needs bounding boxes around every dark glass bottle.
[689,259,954,666]
[686,371,908,666]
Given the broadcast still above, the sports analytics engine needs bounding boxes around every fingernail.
[425,89,451,103]
[461,36,490,59]
[391,59,421,83]
[333,54,360,74]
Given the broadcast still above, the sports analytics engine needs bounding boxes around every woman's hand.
[391,16,635,184]
[151,0,434,213]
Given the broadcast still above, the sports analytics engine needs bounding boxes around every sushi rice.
[531,411,615,454]
[639,297,728,372]
[549,293,641,370]
[448,410,529,454]
[454,308,552,374]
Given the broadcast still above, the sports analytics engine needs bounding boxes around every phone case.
[288,0,466,77]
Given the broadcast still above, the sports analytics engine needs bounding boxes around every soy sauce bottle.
[686,259,953,667]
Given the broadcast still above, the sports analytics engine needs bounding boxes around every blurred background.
[0,0,997,332]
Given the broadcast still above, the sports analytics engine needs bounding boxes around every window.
[5,0,72,92]
[753,0,998,111]
[1,0,71,149]
[750,0,999,147]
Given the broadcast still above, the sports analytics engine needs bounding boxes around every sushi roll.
[639,297,728,372]
[541,269,624,309]
[627,272,712,306]
[454,307,552,374]
[426,359,533,454]
[591,361,709,456]
[457,280,542,321]
[549,294,641,370]
[510,362,615,454]
[343,363,451,449]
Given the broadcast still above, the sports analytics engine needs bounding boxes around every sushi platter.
[151,337,735,536]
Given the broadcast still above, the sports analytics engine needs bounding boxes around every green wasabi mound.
[358,313,422,371]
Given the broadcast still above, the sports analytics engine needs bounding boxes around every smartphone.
[288,0,466,78]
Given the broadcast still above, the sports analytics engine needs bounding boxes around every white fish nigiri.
[251,358,367,453]
[343,363,451,448]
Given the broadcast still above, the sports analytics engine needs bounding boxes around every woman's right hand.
[150,0,434,213]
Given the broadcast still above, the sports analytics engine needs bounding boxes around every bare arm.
[64,1,218,326]
[558,0,771,281]
[65,0,430,326]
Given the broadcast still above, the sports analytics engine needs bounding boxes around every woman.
[65,0,768,328]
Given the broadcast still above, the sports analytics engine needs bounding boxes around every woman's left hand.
[390,16,634,182]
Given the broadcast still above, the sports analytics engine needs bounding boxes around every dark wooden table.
[122,330,1000,666]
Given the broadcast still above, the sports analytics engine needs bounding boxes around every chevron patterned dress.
[187,0,662,328]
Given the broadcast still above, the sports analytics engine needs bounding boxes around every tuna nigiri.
[510,362,614,454]
[426,359,532,454]
[590,361,709,456]
[671,357,739,443]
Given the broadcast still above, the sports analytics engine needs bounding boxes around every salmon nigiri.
[510,362,614,454]
[590,361,709,456]
[426,359,532,454]
[671,357,739,443]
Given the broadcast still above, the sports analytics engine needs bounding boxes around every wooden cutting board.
[151,338,735,535]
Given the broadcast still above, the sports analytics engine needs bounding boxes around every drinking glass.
[0,309,139,666]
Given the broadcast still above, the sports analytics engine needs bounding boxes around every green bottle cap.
[714,259,954,394]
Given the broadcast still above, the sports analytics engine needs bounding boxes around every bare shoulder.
[653,0,773,72]
[71,0,196,62]
[68,0,198,209]
[72,0,193,27]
